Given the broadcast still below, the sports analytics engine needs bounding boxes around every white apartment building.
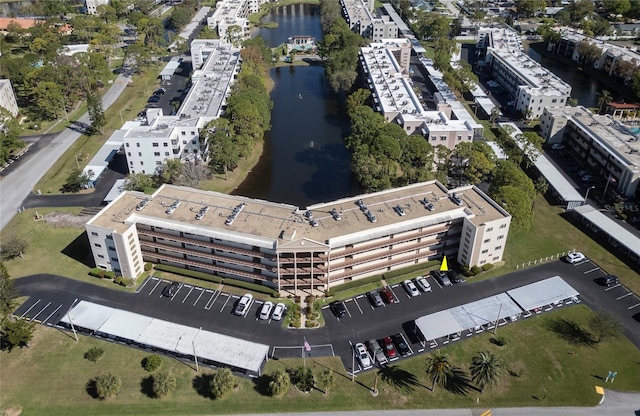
[86,181,511,293]
[85,0,109,14]
[340,0,398,40]
[207,0,269,41]
[540,106,640,198]
[360,41,475,148]
[477,28,572,119]
[0,79,19,117]
[122,40,241,174]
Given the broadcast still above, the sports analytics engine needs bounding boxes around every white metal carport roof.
[573,204,640,260]
[507,276,579,311]
[60,301,269,374]
[414,293,521,341]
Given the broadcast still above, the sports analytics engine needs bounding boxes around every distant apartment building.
[359,40,476,148]
[340,0,398,41]
[477,28,571,119]
[85,0,109,14]
[207,0,269,41]
[0,79,19,117]
[540,106,640,198]
[86,181,511,293]
[121,40,241,174]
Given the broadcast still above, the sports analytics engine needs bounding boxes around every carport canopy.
[414,293,521,341]
[60,300,270,374]
[507,276,579,312]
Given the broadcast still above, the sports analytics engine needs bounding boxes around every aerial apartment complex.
[119,40,241,175]
[340,0,398,41]
[207,0,269,41]
[0,79,19,117]
[477,28,571,119]
[540,106,640,198]
[359,39,476,148]
[86,181,511,294]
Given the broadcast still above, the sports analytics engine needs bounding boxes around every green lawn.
[1,305,638,415]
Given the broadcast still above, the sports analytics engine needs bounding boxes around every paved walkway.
[231,388,639,415]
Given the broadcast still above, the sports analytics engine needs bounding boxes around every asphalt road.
[0,70,132,230]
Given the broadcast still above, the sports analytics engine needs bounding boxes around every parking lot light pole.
[493,302,503,335]
[584,185,595,203]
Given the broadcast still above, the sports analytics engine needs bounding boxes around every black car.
[448,270,465,284]
[162,282,180,297]
[148,95,160,103]
[430,270,452,286]
[154,88,166,95]
[597,275,619,287]
[392,334,411,357]
[329,300,347,318]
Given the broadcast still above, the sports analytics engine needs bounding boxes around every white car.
[271,303,285,321]
[354,342,371,368]
[234,293,253,316]
[259,301,274,320]
[403,279,419,297]
[415,277,431,292]
[566,252,586,264]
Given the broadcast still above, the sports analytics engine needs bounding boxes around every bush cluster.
[142,354,163,372]
[84,347,105,363]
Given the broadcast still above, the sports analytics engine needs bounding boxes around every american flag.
[304,338,311,352]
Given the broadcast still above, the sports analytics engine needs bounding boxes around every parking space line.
[583,267,601,274]
[41,304,63,325]
[30,302,52,322]
[193,288,205,306]
[19,299,41,318]
[220,294,233,312]
[169,285,182,300]
[181,286,195,303]
[148,279,162,296]
[135,276,155,293]
[204,290,217,310]
[399,333,413,356]
[352,298,364,314]
[617,292,633,300]
[605,284,621,291]
[629,303,640,310]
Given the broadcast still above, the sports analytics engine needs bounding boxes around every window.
[486,227,493,232]
[94,243,102,248]
[440,136,447,141]
[495,245,502,250]
[107,246,115,251]
[125,143,129,147]
[152,143,159,147]
[497,235,504,240]
[493,257,499,261]
[136,143,140,147]
[552,99,557,103]
[156,161,162,165]
[500,224,507,229]
[480,260,486,265]
[457,135,461,140]
[191,140,196,145]
[191,131,196,135]
[154,152,160,156]
[165,152,170,156]
[483,238,490,243]
[127,152,131,156]
[111,257,118,262]
[481,249,488,254]
[431,136,436,141]
[91,232,99,236]
[163,143,168,147]
[182,140,187,144]
[129,161,134,166]
[181,131,186,135]
[140,161,144,165]
[97,254,104,258]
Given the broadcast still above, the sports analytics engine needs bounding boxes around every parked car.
[403,279,419,297]
[392,334,411,357]
[259,301,273,320]
[415,276,431,292]
[550,143,565,151]
[368,339,386,364]
[154,87,166,95]
[330,208,342,221]
[448,270,466,284]
[597,274,619,287]
[581,174,596,183]
[430,270,452,286]
[379,287,396,304]
[367,290,384,307]
[382,336,398,359]
[354,343,371,368]
[148,95,160,103]
[234,293,253,316]
[162,282,180,297]
[330,300,347,318]
[565,252,586,264]
[271,302,286,321]
[394,205,406,216]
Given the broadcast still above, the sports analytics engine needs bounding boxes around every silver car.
[368,339,386,364]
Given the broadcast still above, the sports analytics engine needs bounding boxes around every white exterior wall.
[85,0,109,14]
[0,80,19,117]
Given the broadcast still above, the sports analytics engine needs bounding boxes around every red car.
[380,287,396,304]
[382,336,397,359]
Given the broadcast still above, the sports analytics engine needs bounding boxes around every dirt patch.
[43,213,90,228]
[2,405,22,416]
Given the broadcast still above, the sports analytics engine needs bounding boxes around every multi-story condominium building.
[340,0,398,41]
[0,79,19,117]
[122,40,241,174]
[85,0,109,14]
[359,40,476,148]
[550,29,640,80]
[85,181,511,294]
[477,28,571,119]
[207,0,269,41]
[540,106,640,198]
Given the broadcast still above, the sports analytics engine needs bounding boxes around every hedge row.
[89,268,116,279]
[153,264,223,283]
[330,274,382,292]
[223,278,279,297]
[382,260,439,280]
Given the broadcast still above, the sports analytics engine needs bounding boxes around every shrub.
[209,368,236,399]
[482,263,494,271]
[105,271,116,279]
[470,265,482,275]
[491,336,507,346]
[114,276,124,285]
[152,369,177,398]
[89,268,106,278]
[144,262,153,271]
[84,347,105,363]
[268,370,290,396]
[122,277,135,287]
[325,289,335,298]
[94,373,121,399]
[291,367,314,392]
[305,320,319,328]
[142,354,163,372]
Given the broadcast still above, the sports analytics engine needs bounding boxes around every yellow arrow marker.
[440,255,449,272]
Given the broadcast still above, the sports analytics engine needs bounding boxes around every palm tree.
[597,90,612,114]
[470,351,505,391]
[425,352,453,392]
